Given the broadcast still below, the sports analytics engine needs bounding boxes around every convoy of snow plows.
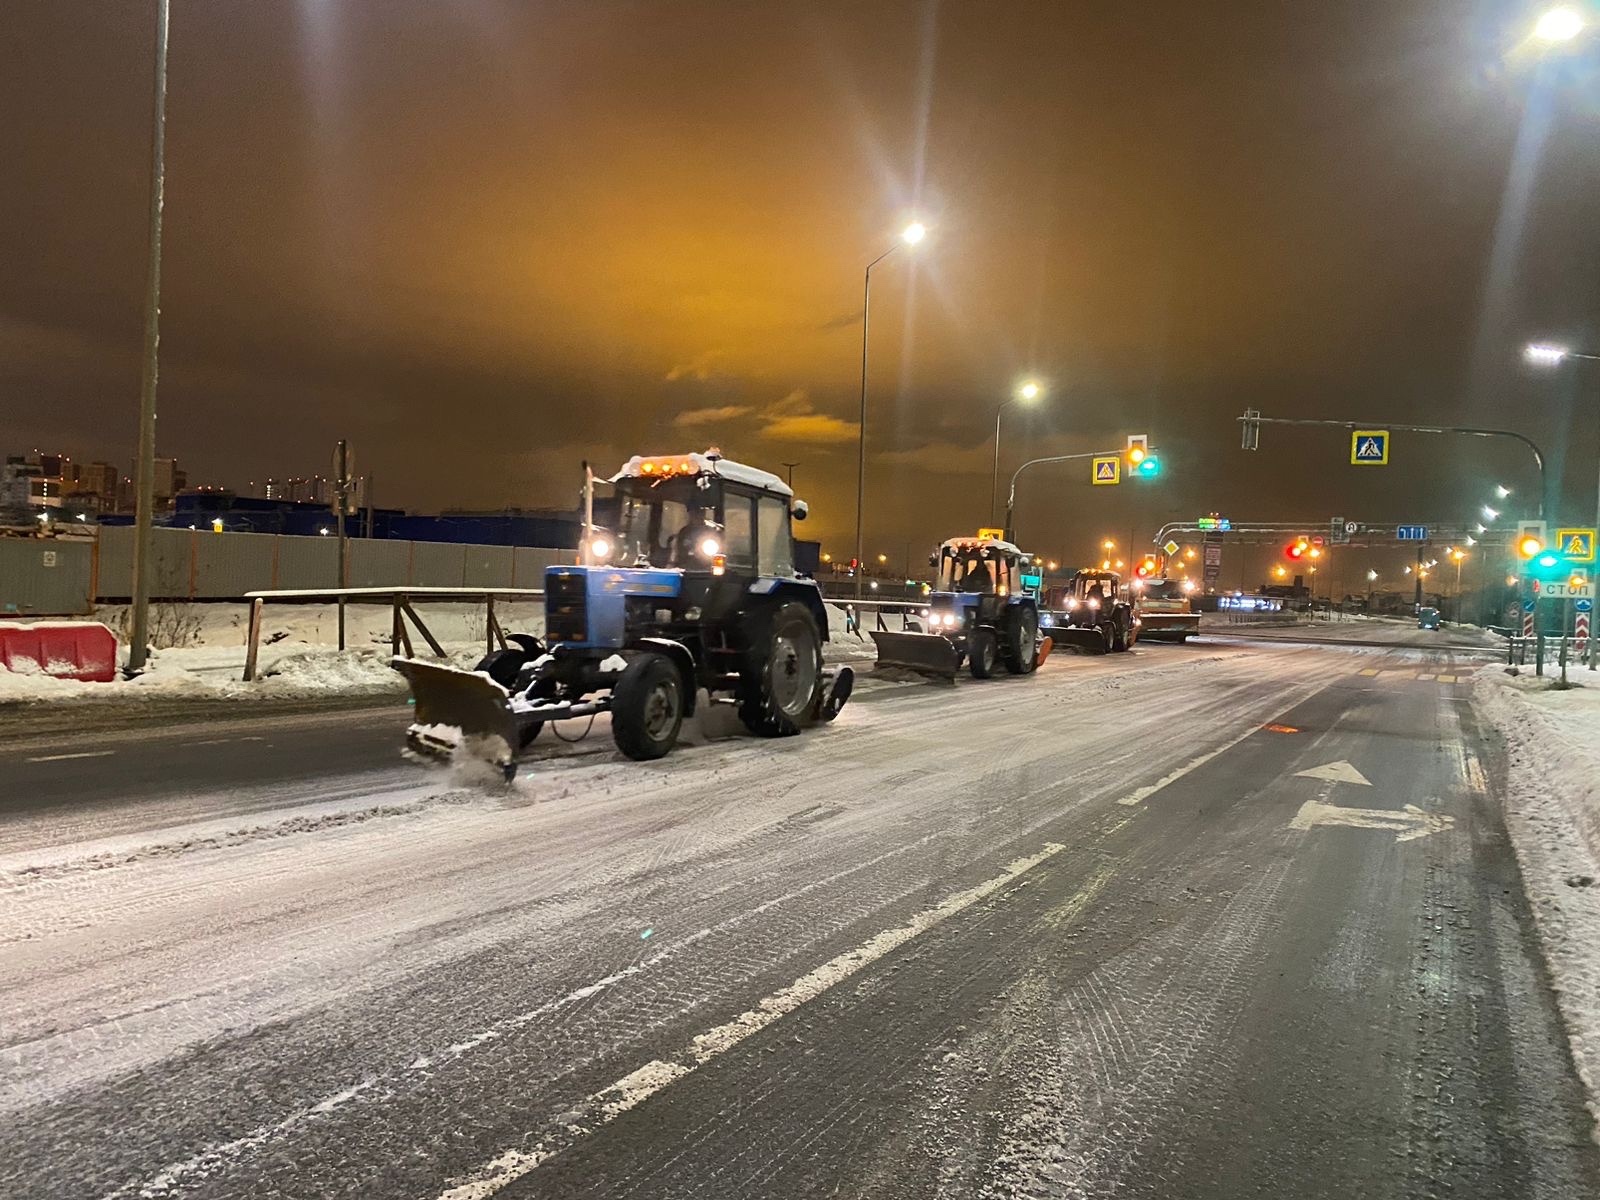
[393,450,1200,779]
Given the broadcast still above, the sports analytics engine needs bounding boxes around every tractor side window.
[722,492,756,567]
[757,496,792,576]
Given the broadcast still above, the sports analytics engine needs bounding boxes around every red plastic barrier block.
[0,621,118,683]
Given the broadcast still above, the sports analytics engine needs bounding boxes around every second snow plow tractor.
[1040,569,1138,654]
[394,451,852,779]
[871,534,1050,680]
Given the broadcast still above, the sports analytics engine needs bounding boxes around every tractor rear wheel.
[969,628,999,678]
[1002,606,1039,674]
[474,648,527,689]
[739,601,823,736]
[611,652,685,760]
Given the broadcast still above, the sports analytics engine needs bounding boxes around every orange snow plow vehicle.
[1133,576,1200,642]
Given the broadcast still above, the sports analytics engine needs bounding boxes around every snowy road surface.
[3,631,1598,1198]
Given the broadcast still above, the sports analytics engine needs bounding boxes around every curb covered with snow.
[1474,667,1600,1141]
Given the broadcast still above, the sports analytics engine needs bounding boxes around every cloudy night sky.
[3,1,1600,572]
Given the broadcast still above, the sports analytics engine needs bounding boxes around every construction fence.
[0,528,574,616]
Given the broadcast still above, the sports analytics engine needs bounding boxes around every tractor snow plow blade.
[870,630,961,680]
[1034,635,1054,668]
[393,658,517,764]
[1050,626,1110,655]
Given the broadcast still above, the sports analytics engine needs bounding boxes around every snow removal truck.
[394,450,852,779]
[869,533,1051,680]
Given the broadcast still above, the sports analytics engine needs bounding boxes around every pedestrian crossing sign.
[1350,430,1389,465]
[1091,455,1121,485]
[1555,528,1596,562]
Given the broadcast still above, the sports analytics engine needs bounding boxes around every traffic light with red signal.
[1285,538,1308,560]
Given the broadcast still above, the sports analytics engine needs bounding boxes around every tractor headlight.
[699,535,721,558]
[589,536,611,560]
[1088,599,1100,610]
[1065,599,1078,610]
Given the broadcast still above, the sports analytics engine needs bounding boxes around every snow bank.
[0,600,537,705]
[1474,666,1600,1139]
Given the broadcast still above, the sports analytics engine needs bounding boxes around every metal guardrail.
[1504,630,1593,684]
[1506,632,1594,683]
[826,598,926,636]
[241,586,545,681]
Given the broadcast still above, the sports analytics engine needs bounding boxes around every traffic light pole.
[1003,449,1122,543]
[1238,412,1548,521]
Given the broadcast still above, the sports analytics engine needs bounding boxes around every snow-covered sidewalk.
[1474,666,1600,1139]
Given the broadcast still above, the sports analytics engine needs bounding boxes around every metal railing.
[1506,632,1593,683]
[828,597,926,636]
[241,586,544,681]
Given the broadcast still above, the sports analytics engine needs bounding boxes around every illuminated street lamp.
[1481,505,1499,521]
[1495,484,1512,499]
[855,220,928,597]
[990,379,1045,524]
[1533,6,1586,43]
[1102,539,1116,551]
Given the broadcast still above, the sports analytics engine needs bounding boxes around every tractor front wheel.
[1111,613,1130,652]
[611,653,685,760]
[969,628,999,678]
[1002,606,1039,674]
[739,601,824,737]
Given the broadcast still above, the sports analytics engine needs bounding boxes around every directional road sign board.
[1091,456,1120,485]
[1555,528,1596,562]
[1396,524,1428,541]
[1351,430,1389,465]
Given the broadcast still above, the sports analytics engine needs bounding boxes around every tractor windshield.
[612,477,718,568]
[940,547,1004,594]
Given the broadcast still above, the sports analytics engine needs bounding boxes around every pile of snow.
[1474,666,1600,1137]
[0,600,538,705]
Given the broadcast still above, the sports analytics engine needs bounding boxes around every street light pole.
[853,222,924,599]
[128,0,171,675]
[780,461,799,488]
[989,380,1042,526]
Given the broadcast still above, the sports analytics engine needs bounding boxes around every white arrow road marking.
[1289,800,1452,842]
[1294,760,1371,786]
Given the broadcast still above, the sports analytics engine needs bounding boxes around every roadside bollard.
[1536,632,1545,677]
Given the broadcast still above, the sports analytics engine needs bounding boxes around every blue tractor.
[394,451,852,777]
[870,534,1047,680]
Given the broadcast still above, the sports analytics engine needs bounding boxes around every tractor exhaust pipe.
[581,460,595,565]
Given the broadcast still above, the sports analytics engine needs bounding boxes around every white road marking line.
[433,842,1067,1200]
[1115,724,1261,805]
[23,750,115,763]
[109,825,971,1200]
[194,735,269,745]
